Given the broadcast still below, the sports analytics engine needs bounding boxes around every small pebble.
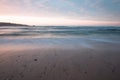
[112,69,115,73]
[34,59,38,61]
[84,71,87,74]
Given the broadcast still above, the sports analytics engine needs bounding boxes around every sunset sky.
[0,0,120,26]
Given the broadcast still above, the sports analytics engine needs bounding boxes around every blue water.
[0,26,120,38]
[0,26,120,49]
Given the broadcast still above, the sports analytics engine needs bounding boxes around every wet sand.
[0,42,120,80]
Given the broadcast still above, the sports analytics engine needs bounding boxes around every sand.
[0,41,120,80]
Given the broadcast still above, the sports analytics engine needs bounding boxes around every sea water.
[0,26,120,49]
[0,26,120,38]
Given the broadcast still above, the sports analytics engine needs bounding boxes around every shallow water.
[0,26,120,50]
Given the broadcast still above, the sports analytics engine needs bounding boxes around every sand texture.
[0,43,120,80]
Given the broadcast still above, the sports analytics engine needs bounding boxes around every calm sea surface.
[0,26,120,38]
[0,26,120,48]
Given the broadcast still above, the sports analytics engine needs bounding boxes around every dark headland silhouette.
[0,22,29,26]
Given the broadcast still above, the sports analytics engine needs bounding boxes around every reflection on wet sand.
[0,38,120,80]
[0,45,120,80]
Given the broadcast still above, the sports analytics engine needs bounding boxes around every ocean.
[0,26,120,38]
[0,26,120,49]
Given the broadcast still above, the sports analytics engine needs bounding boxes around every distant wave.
[0,26,120,38]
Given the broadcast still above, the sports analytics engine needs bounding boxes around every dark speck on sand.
[34,59,38,61]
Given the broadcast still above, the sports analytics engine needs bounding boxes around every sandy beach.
[0,38,120,80]
[0,0,120,79]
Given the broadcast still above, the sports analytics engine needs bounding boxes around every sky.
[0,0,120,26]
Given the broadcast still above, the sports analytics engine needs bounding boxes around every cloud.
[0,0,120,25]
[0,0,53,16]
[0,0,22,15]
